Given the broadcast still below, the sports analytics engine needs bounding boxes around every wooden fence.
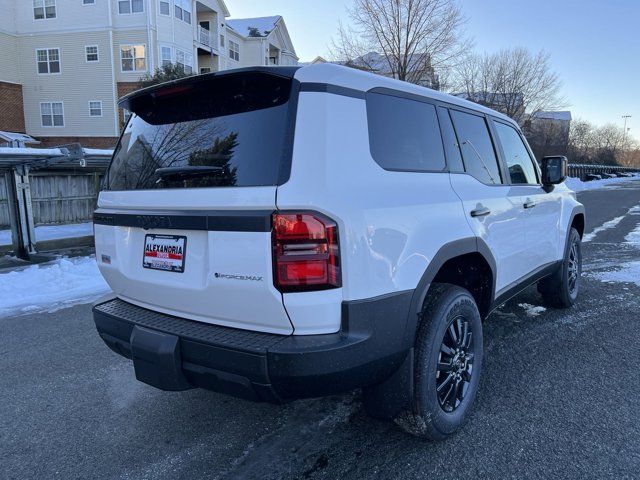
[0,173,102,228]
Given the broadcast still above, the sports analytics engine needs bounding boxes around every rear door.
[491,120,564,271]
[443,107,529,293]
[94,71,297,334]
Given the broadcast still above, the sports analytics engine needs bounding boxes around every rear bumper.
[93,292,413,402]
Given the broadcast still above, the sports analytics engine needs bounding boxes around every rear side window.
[493,121,538,185]
[105,72,294,190]
[367,92,446,172]
[449,110,502,185]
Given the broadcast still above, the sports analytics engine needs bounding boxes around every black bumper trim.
[93,292,413,402]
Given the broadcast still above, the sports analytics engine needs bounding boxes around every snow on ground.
[583,216,625,242]
[0,222,93,245]
[0,256,110,317]
[518,303,547,317]
[625,223,640,246]
[592,262,640,287]
[564,174,640,192]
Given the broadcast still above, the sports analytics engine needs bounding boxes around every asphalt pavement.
[2,182,640,480]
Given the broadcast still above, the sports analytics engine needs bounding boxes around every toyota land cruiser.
[92,64,584,440]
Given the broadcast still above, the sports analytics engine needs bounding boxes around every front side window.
[176,49,193,74]
[161,46,172,66]
[229,40,239,61]
[34,0,56,19]
[366,92,446,172]
[120,45,146,72]
[118,0,143,14]
[85,45,99,62]
[450,109,503,184]
[89,101,102,117]
[41,102,64,127]
[159,0,170,15]
[494,122,538,185]
[37,48,60,74]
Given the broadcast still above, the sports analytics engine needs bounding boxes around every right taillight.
[272,212,341,292]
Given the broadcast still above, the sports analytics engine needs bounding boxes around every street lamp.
[622,114,632,146]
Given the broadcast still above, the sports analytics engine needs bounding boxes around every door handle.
[470,206,491,217]
[523,200,537,209]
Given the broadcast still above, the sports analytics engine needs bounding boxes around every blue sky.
[227,0,639,139]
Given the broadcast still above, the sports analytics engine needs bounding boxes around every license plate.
[143,234,187,273]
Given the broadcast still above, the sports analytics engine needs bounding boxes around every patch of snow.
[583,215,625,242]
[83,148,113,156]
[0,256,110,317]
[564,174,640,192]
[592,261,640,287]
[0,222,93,245]
[0,147,64,156]
[625,223,640,247]
[518,303,547,317]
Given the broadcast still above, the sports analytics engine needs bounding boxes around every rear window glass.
[366,92,446,172]
[105,72,294,190]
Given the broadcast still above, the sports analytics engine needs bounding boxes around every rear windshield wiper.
[155,166,223,183]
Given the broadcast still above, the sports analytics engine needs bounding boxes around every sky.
[226,0,640,140]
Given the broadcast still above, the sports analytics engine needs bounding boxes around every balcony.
[198,26,211,48]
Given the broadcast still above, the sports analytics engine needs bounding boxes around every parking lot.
[2,182,640,480]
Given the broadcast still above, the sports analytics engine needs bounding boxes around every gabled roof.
[227,16,281,38]
[532,111,572,121]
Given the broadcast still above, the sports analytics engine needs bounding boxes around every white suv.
[93,64,584,439]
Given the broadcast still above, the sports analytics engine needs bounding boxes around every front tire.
[538,228,582,308]
[396,283,483,440]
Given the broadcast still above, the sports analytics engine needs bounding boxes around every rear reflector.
[272,212,341,292]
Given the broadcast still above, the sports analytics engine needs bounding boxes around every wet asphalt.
[2,181,640,480]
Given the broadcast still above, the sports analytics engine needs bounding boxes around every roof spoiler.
[118,66,300,110]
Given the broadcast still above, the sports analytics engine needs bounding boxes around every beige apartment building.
[0,0,298,148]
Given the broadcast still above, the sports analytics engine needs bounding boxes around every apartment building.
[0,0,298,148]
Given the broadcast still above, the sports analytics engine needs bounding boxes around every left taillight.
[271,212,341,292]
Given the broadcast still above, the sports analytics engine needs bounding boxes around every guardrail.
[568,164,640,180]
[198,26,212,48]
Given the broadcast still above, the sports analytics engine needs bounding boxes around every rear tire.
[538,228,581,308]
[396,283,483,440]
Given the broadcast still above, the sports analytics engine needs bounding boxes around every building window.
[161,46,172,66]
[200,67,211,74]
[229,40,239,61]
[36,48,60,74]
[120,45,146,72]
[219,34,224,47]
[174,0,191,24]
[176,49,193,74]
[159,0,170,15]
[89,101,103,117]
[82,0,95,5]
[118,0,143,14]
[41,102,64,127]
[34,0,56,19]
[85,45,99,62]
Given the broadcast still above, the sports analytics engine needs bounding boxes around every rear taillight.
[272,212,341,292]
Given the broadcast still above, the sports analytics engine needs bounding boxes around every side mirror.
[541,156,568,190]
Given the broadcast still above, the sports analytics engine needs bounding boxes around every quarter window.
[36,48,60,74]
[89,101,103,117]
[41,102,64,127]
[118,0,143,14]
[85,45,99,62]
[366,92,446,172]
[450,110,502,184]
[494,122,538,185]
[34,0,56,19]
[159,0,170,15]
[229,40,240,61]
[120,45,146,72]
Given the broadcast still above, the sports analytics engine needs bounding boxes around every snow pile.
[625,223,640,246]
[583,216,625,242]
[592,262,640,287]
[564,174,640,192]
[0,256,110,317]
[0,222,93,245]
[518,303,546,317]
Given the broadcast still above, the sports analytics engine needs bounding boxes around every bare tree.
[330,0,470,86]
[567,118,639,166]
[451,48,565,123]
